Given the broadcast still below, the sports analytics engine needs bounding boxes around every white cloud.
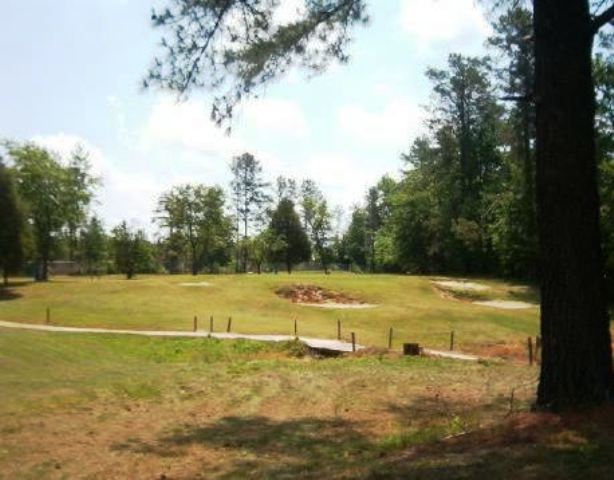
[336,97,425,148]
[399,0,491,54]
[139,96,242,158]
[241,98,309,137]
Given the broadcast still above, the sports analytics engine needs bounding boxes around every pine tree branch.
[592,3,614,34]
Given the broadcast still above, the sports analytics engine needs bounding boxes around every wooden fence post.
[294,318,298,339]
[450,331,455,351]
[388,327,393,349]
[46,307,50,325]
[528,337,534,366]
[209,315,213,333]
[351,332,356,352]
[337,319,341,340]
[227,316,232,333]
[193,315,198,332]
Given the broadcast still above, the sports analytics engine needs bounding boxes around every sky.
[0,0,492,235]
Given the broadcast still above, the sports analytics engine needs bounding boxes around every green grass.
[0,273,540,351]
[0,330,612,479]
[1,274,612,478]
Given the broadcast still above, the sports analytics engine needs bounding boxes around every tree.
[0,159,23,285]
[300,179,334,273]
[80,216,107,276]
[276,176,298,203]
[343,207,368,271]
[365,187,381,272]
[64,145,98,261]
[156,184,232,275]
[111,222,152,279]
[8,143,97,281]
[269,199,311,273]
[146,0,614,407]
[487,6,538,278]
[230,153,271,272]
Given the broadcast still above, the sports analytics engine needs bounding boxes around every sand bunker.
[473,300,536,310]
[432,280,491,292]
[276,284,376,309]
[178,281,213,287]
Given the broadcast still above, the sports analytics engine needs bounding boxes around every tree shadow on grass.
[0,288,22,301]
[113,415,377,478]
[110,401,614,479]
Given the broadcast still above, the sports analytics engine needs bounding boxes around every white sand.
[298,303,377,310]
[473,300,536,310]
[178,281,213,287]
[432,280,491,292]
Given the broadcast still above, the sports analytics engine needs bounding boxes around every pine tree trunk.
[534,0,613,409]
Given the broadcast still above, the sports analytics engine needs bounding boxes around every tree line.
[2,7,614,291]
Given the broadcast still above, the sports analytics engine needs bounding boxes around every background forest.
[1,6,613,299]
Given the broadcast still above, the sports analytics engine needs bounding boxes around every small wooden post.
[294,318,298,339]
[351,332,356,352]
[388,327,393,349]
[528,337,534,366]
[227,316,232,333]
[337,320,341,340]
[193,315,198,332]
[46,307,50,324]
[209,315,214,333]
[450,331,455,351]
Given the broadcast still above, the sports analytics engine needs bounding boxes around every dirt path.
[0,320,362,353]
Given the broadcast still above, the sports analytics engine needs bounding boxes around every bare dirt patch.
[276,284,376,309]
[178,281,213,287]
[473,300,536,310]
[432,280,491,292]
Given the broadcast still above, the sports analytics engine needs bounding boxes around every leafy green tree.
[0,159,23,285]
[230,153,271,238]
[487,6,538,278]
[300,179,333,273]
[343,207,368,271]
[79,216,107,276]
[230,153,271,272]
[8,143,96,281]
[156,184,232,275]
[64,145,98,261]
[275,176,298,203]
[269,199,311,274]
[111,222,153,279]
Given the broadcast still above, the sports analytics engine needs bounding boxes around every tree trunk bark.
[534,0,613,409]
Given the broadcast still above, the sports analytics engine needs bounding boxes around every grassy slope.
[0,273,539,351]
[0,330,612,479]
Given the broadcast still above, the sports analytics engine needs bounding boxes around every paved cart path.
[0,320,363,353]
[0,320,480,360]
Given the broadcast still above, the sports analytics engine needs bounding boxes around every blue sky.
[0,0,491,234]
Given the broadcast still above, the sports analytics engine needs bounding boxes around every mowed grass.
[0,272,540,352]
[1,330,612,479]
